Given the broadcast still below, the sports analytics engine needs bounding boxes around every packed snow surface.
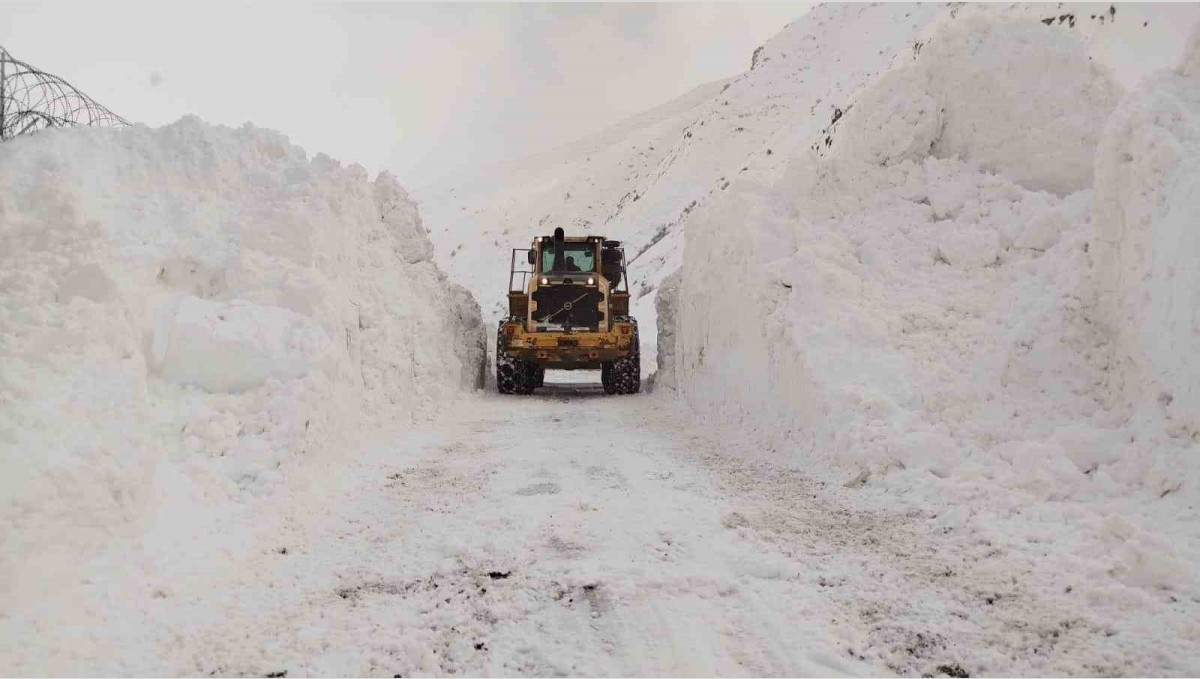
[0,118,487,608]
[7,386,1199,676]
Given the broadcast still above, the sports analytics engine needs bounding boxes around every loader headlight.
[587,277,595,285]
[541,277,549,285]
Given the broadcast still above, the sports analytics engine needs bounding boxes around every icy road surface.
[9,384,1197,676]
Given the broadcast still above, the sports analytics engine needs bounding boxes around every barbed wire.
[0,44,130,141]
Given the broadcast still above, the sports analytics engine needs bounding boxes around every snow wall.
[0,118,487,601]
[663,11,1200,529]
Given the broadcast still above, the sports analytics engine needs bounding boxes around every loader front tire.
[496,321,537,395]
[602,320,640,395]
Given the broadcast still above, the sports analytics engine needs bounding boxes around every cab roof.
[533,235,618,245]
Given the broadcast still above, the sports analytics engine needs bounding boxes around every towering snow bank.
[668,9,1200,551]
[0,118,486,601]
[1092,25,1200,438]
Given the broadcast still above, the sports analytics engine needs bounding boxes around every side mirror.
[526,249,536,265]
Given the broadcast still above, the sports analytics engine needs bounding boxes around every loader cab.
[508,228,630,328]
[525,233,621,284]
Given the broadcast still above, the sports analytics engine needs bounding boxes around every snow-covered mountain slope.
[416,2,1197,376]
[0,118,487,608]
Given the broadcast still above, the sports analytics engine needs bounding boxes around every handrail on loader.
[509,248,534,293]
[612,246,629,293]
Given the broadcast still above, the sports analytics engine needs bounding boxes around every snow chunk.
[1099,516,1188,589]
[834,16,1122,194]
[375,171,435,264]
[834,69,942,167]
[152,296,334,393]
[925,17,1122,194]
[935,222,1001,268]
[1014,208,1068,251]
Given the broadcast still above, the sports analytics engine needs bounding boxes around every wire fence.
[0,45,130,141]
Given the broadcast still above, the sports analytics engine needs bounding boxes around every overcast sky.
[0,3,809,185]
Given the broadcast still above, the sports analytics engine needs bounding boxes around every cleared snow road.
[7,385,1194,676]
[144,384,869,677]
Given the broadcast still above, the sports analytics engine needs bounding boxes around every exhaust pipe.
[552,226,565,272]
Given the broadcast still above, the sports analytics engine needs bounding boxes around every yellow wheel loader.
[497,227,639,395]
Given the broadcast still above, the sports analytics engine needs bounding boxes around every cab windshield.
[541,243,595,273]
